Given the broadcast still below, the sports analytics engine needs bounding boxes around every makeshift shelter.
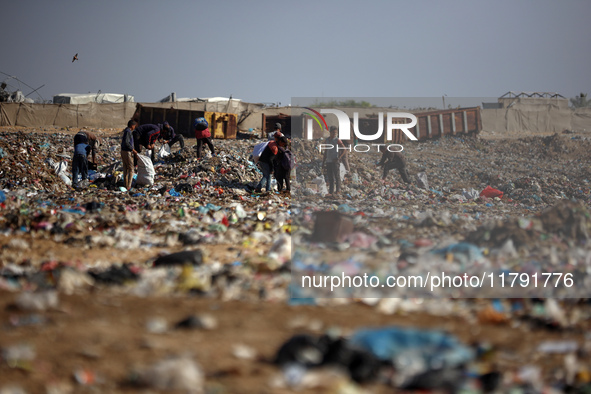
[0,102,136,127]
[53,93,134,104]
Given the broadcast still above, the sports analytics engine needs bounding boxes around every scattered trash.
[0,386,27,394]
[0,129,590,392]
[14,291,59,311]
[73,368,97,385]
[2,343,36,368]
[480,185,504,199]
[232,344,257,360]
[132,356,204,392]
[174,314,218,330]
[153,250,204,267]
[158,143,171,159]
[350,326,474,375]
[146,317,169,334]
[416,172,429,189]
[537,340,579,354]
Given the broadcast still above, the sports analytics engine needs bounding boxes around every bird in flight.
[72,53,79,63]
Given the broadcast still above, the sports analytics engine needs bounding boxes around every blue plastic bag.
[351,326,474,370]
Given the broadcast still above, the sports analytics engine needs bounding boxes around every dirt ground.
[1,290,587,394]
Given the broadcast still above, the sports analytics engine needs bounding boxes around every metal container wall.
[136,104,237,139]
[294,107,482,143]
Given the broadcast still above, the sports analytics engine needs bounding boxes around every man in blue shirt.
[73,130,101,166]
[72,140,91,189]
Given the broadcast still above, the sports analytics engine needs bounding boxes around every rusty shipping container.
[134,104,237,139]
[294,107,482,143]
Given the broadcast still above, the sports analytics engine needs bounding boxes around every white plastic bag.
[252,141,269,164]
[136,154,155,186]
[55,161,69,175]
[416,172,429,189]
[462,188,480,200]
[45,158,71,185]
[339,163,347,181]
[312,176,328,196]
[158,144,171,160]
[59,172,72,186]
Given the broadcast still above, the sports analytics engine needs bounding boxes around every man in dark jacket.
[377,150,411,184]
[274,136,292,192]
[133,124,160,162]
[158,121,185,150]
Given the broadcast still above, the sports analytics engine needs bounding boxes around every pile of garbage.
[291,133,591,299]
[1,129,591,392]
[0,130,294,300]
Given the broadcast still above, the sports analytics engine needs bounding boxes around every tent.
[53,93,134,104]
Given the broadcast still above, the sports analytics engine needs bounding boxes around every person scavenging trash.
[255,135,283,193]
[120,119,139,191]
[73,130,102,169]
[268,122,283,141]
[274,136,292,193]
[271,128,284,147]
[194,117,215,159]
[322,125,346,195]
[377,149,412,184]
[158,121,184,151]
[133,123,161,163]
[72,137,92,189]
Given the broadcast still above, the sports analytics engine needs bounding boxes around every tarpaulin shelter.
[53,93,134,104]
[0,102,136,127]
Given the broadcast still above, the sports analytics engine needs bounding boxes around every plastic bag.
[252,141,269,164]
[193,117,209,130]
[462,188,480,200]
[480,185,504,199]
[45,158,72,185]
[351,326,474,371]
[311,176,328,196]
[339,162,347,181]
[158,144,171,159]
[136,154,155,186]
[55,161,69,175]
[416,172,429,189]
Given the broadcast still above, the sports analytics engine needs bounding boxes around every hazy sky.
[1,0,589,105]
